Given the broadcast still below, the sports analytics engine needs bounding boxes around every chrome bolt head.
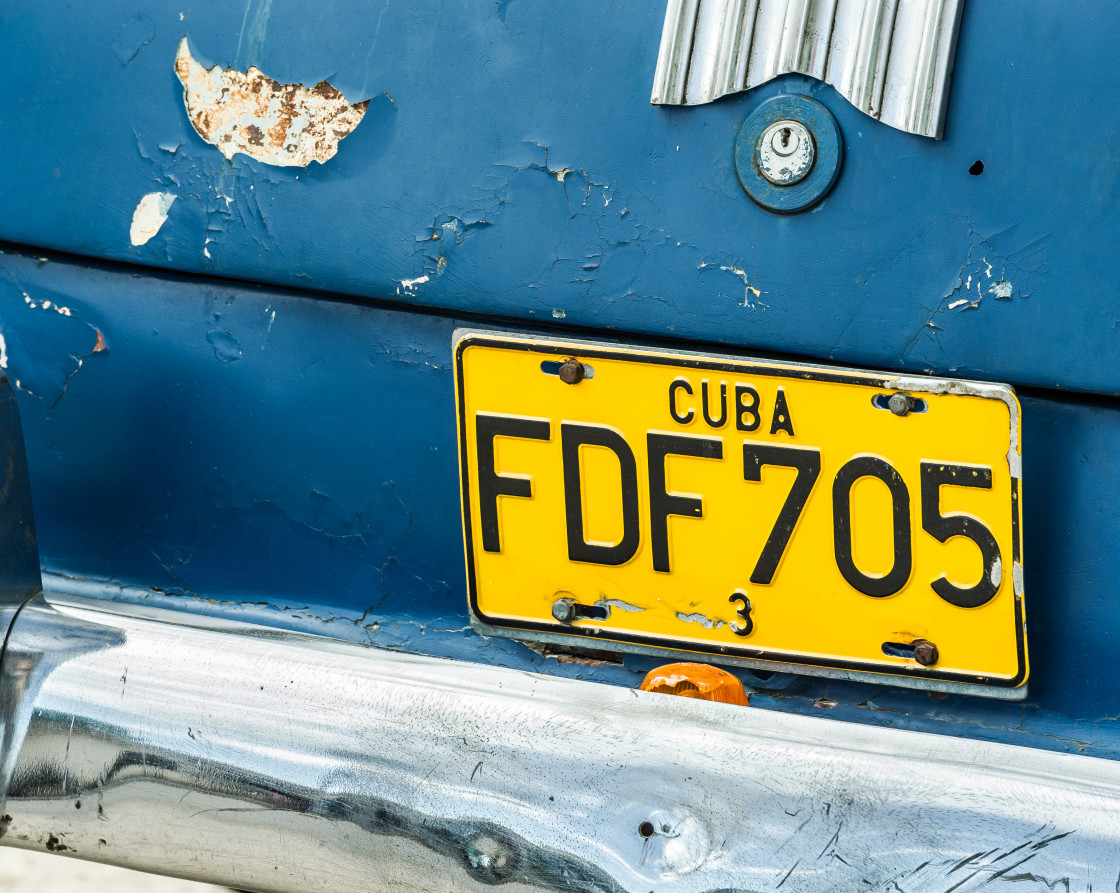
[888,393,915,416]
[551,598,577,623]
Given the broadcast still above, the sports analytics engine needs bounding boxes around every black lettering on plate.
[735,384,761,432]
[476,413,550,553]
[648,433,722,573]
[742,443,821,584]
[561,423,640,566]
[668,378,694,425]
[833,456,912,597]
[701,379,727,428]
[920,462,1001,608]
[770,387,795,436]
[729,591,754,636]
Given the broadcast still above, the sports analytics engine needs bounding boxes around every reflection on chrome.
[2,593,1120,892]
[652,0,965,139]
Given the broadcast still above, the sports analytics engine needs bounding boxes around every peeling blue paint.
[0,1,1114,393]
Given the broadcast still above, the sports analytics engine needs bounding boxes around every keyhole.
[780,127,791,148]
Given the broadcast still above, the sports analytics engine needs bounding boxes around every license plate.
[454,331,1027,697]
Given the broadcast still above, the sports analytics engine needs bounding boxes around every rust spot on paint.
[523,642,624,667]
[173,37,368,167]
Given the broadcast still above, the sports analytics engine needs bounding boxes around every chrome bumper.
[2,592,1119,892]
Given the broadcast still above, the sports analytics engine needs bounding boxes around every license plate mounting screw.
[913,639,939,666]
[551,597,578,623]
[888,392,916,416]
[558,358,584,384]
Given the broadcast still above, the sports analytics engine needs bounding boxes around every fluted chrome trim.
[651,0,964,138]
[651,0,700,104]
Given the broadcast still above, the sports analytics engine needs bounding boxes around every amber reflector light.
[639,662,749,706]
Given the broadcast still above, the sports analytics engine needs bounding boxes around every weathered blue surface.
[0,1,1117,395]
[2,247,1118,759]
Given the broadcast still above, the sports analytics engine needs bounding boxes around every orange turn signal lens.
[639,662,749,706]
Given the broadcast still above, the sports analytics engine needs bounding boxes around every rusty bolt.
[551,598,577,623]
[912,639,939,666]
[558,358,584,384]
[888,393,915,416]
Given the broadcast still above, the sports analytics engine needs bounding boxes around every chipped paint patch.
[22,292,71,316]
[595,598,643,613]
[903,225,1047,366]
[676,611,725,629]
[698,261,768,310]
[397,275,429,296]
[174,37,368,167]
[989,278,1013,299]
[0,333,8,370]
[990,554,1003,589]
[130,192,177,246]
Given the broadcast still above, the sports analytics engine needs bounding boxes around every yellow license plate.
[455,331,1027,697]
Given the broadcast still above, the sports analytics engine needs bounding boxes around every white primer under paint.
[397,275,430,296]
[130,192,177,246]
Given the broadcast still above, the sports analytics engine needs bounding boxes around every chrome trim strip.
[3,594,1117,892]
[651,0,964,138]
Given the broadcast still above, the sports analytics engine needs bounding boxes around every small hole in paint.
[968,160,984,175]
[638,821,656,839]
